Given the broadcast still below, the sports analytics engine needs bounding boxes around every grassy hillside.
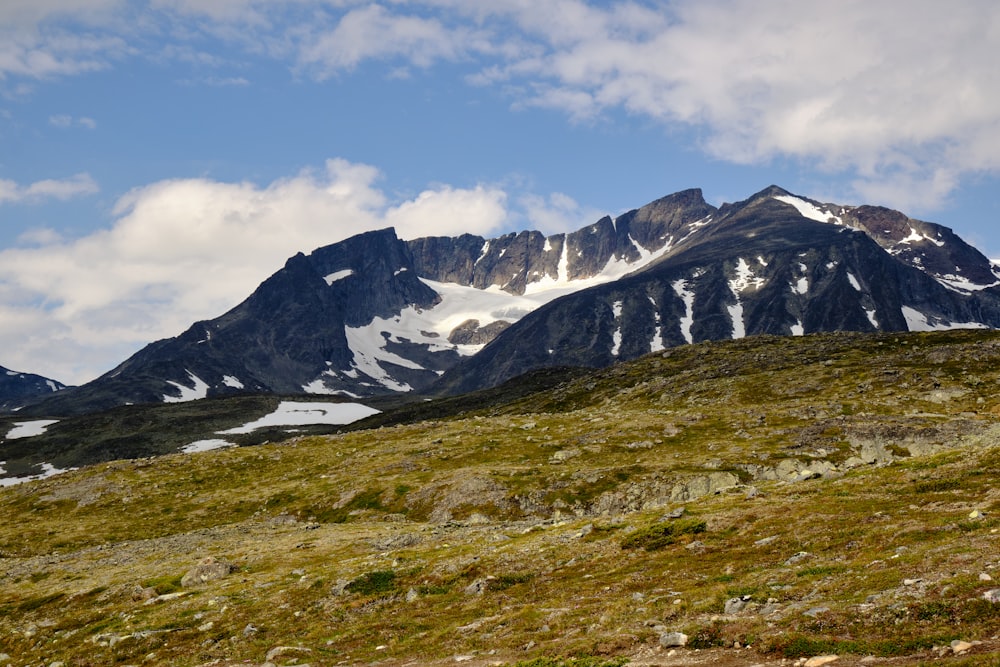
[1,330,999,666]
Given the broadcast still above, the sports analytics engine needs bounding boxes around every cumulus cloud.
[297,4,480,76]
[471,0,1000,211]
[9,1,999,212]
[517,191,607,236]
[0,173,98,204]
[0,159,510,385]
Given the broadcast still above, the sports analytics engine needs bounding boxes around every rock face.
[13,185,1000,416]
[0,365,67,413]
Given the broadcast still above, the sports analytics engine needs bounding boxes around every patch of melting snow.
[901,306,989,332]
[672,279,696,344]
[610,300,623,356]
[163,371,210,403]
[791,321,805,336]
[846,272,862,291]
[324,269,354,285]
[5,419,59,439]
[935,273,1000,293]
[899,227,945,247]
[222,375,244,389]
[649,296,664,352]
[774,195,843,224]
[219,401,380,435]
[182,439,235,454]
[0,462,76,487]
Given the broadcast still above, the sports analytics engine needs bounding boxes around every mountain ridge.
[7,185,1000,416]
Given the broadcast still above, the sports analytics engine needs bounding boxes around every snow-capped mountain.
[12,186,1000,416]
[0,365,67,412]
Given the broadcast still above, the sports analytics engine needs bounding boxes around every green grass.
[3,329,1000,665]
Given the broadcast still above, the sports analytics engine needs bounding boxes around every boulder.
[181,557,236,588]
[659,631,688,647]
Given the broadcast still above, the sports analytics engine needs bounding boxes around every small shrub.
[143,575,183,595]
[487,573,534,591]
[620,518,706,551]
[515,657,628,667]
[913,479,961,493]
[346,570,397,596]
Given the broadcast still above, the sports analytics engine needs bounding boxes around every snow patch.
[846,272,862,291]
[729,258,766,293]
[901,306,990,332]
[219,401,380,434]
[865,308,879,328]
[935,273,1000,293]
[774,195,843,224]
[611,300,623,356]
[324,269,354,285]
[672,279,696,344]
[0,462,75,487]
[900,227,945,247]
[222,375,244,389]
[793,276,809,295]
[181,439,235,454]
[163,371,210,403]
[790,321,804,336]
[649,296,664,352]
[5,419,58,439]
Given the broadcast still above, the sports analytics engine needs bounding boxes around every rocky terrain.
[1,329,999,666]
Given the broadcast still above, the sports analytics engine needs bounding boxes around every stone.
[666,506,686,519]
[464,579,486,595]
[550,448,580,463]
[724,596,750,614]
[131,585,158,602]
[181,557,235,588]
[803,656,839,667]
[950,640,974,654]
[804,606,830,618]
[983,588,1000,603]
[785,551,811,565]
[659,631,688,647]
[265,646,312,662]
[979,573,992,581]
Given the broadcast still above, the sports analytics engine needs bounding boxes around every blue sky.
[2,0,999,385]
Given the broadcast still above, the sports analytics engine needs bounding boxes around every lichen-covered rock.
[180,557,235,588]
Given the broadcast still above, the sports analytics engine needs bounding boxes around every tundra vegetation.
[1,330,999,666]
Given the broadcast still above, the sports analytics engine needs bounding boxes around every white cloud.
[298,4,478,76]
[49,113,96,128]
[517,191,606,236]
[9,1,999,213]
[0,173,98,204]
[0,159,512,385]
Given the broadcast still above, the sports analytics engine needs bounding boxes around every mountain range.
[5,185,1000,416]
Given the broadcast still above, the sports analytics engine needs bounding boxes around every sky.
[1,0,999,386]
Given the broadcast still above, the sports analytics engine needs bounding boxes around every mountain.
[12,186,1000,416]
[0,365,67,412]
[435,186,1000,394]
